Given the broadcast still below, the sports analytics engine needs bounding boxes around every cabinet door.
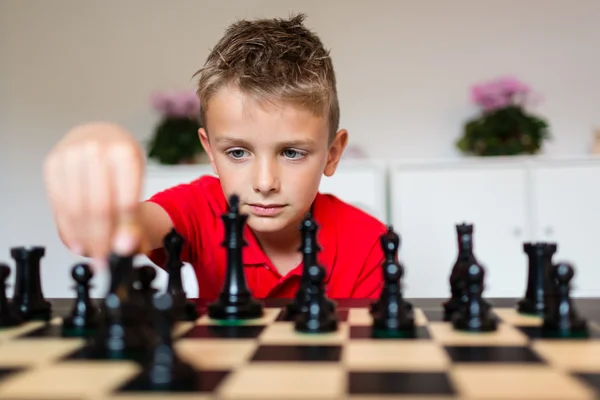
[531,162,600,297]
[319,161,388,223]
[389,162,530,298]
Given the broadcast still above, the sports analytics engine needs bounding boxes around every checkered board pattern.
[0,305,600,400]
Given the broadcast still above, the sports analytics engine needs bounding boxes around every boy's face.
[198,85,347,236]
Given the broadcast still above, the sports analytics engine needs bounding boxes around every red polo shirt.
[145,175,387,300]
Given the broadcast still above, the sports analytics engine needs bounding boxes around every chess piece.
[163,230,198,321]
[370,226,412,315]
[443,223,476,321]
[452,261,497,332]
[284,212,335,320]
[517,242,556,316]
[10,246,52,321]
[541,262,588,338]
[371,226,415,337]
[0,263,23,327]
[295,264,338,333]
[92,253,157,362]
[208,194,263,320]
[136,265,158,306]
[62,263,100,337]
[145,292,196,388]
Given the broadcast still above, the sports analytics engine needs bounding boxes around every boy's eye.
[227,149,248,159]
[282,149,306,159]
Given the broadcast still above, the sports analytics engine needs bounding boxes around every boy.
[44,13,387,300]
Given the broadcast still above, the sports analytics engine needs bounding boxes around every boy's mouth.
[248,203,285,216]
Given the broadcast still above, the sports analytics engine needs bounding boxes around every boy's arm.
[55,201,174,258]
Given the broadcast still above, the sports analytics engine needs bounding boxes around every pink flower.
[150,89,200,118]
[470,76,533,112]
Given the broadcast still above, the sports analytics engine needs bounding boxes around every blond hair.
[193,13,339,142]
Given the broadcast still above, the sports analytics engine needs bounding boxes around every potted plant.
[146,89,205,165]
[456,76,550,156]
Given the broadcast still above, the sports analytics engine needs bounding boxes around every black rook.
[10,246,52,321]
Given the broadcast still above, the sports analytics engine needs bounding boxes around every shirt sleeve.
[350,236,385,298]
[144,183,202,268]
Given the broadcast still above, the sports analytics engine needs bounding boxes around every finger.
[108,143,144,255]
[44,153,81,254]
[85,143,114,260]
[63,147,88,253]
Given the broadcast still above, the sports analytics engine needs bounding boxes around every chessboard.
[0,299,599,399]
[1,195,600,399]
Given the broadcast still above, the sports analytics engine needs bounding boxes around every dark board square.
[444,346,544,363]
[181,325,265,339]
[348,371,455,395]
[0,367,24,383]
[517,326,600,340]
[60,343,149,364]
[16,322,97,340]
[572,373,600,394]
[349,325,430,339]
[275,309,348,322]
[422,309,446,322]
[116,369,230,393]
[250,345,341,362]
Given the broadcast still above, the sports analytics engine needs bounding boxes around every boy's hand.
[43,122,146,264]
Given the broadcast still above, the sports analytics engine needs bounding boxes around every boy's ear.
[198,127,218,175]
[324,128,348,177]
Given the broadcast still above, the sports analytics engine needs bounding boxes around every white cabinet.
[389,160,531,298]
[530,160,600,297]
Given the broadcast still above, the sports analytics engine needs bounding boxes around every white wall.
[1,0,599,298]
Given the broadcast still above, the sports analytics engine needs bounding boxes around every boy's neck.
[252,223,303,275]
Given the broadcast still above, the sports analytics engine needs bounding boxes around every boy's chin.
[246,215,295,234]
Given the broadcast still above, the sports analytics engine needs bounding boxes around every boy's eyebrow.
[215,137,317,147]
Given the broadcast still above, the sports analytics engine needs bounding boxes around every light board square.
[493,308,543,326]
[258,321,349,344]
[343,341,450,371]
[347,307,427,326]
[0,361,140,399]
[217,364,344,399]
[194,308,280,326]
[532,341,600,372]
[0,339,84,367]
[450,365,596,399]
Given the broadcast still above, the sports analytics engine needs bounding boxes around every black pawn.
[541,262,588,338]
[517,242,556,316]
[145,292,196,389]
[137,265,158,305]
[443,223,476,321]
[0,263,23,327]
[452,261,497,332]
[284,212,334,320]
[10,246,52,321]
[163,230,198,322]
[62,263,100,337]
[208,194,263,320]
[371,226,415,338]
[295,264,337,333]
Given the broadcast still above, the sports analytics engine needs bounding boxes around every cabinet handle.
[545,226,554,235]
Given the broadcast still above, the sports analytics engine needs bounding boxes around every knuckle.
[109,141,140,162]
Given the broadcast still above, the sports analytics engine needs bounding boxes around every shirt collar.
[241,192,337,283]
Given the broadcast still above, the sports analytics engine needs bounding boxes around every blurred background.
[1,0,599,298]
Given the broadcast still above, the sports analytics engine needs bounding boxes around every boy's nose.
[252,159,280,194]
